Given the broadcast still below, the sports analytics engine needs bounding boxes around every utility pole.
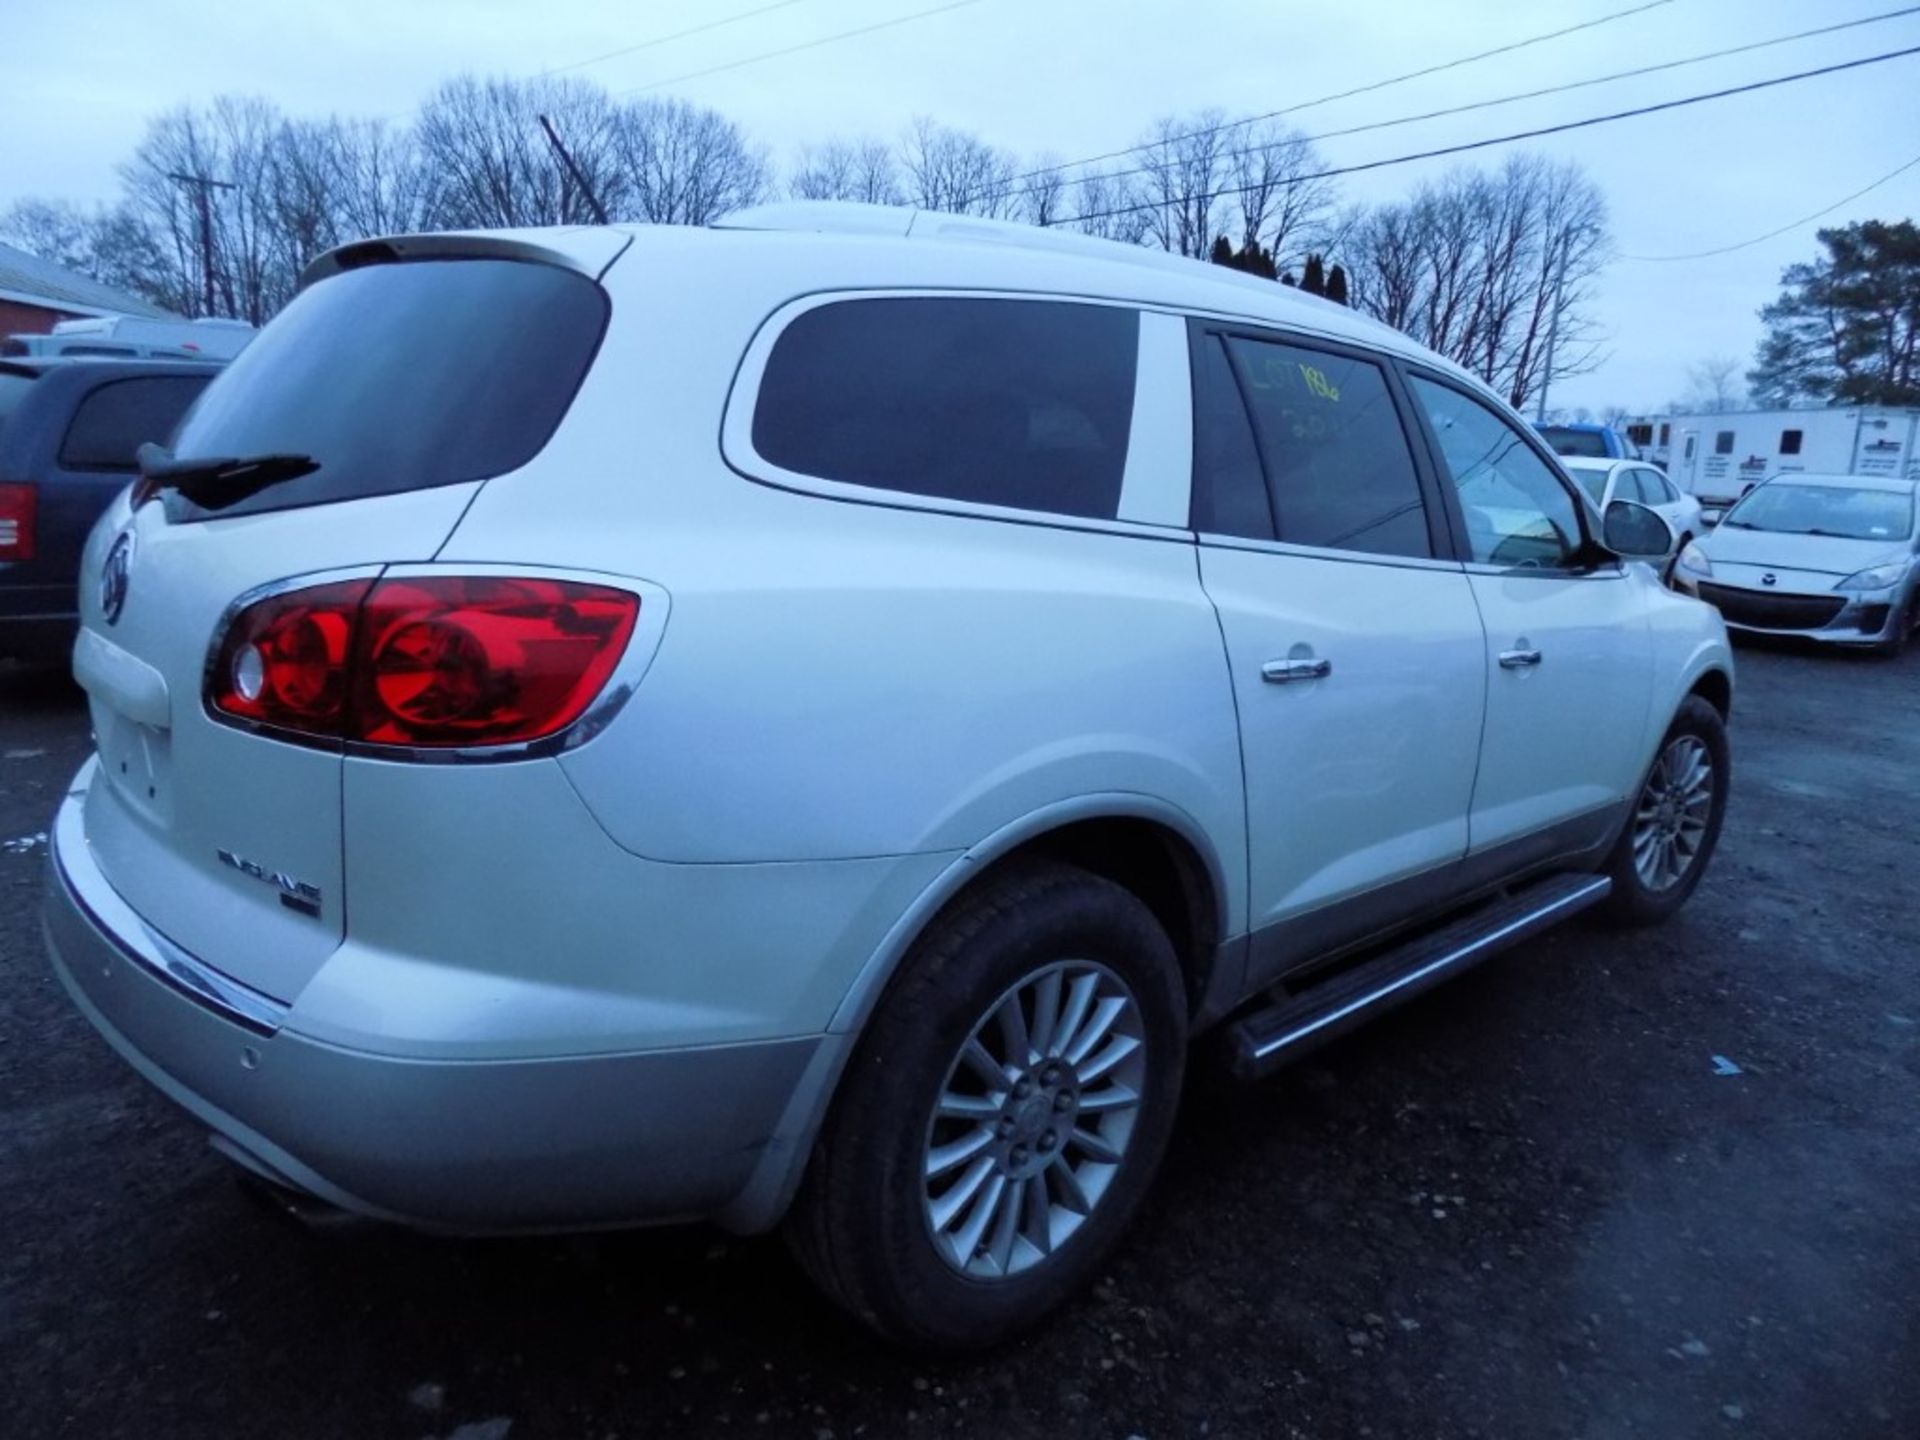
[166,171,237,317]
[1535,230,1571,424]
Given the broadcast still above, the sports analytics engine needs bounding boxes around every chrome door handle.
[1261,657,1332,684]
[1499,648,1543,669]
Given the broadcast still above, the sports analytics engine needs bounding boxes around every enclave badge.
[100,531,135,625]
[216,848,324,917]
[1761,573,1777,587]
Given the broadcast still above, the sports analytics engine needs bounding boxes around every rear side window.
[752,297,1137,521]
[58,376,209,470]
[167,258,608,520]
[1224,335,1431,559]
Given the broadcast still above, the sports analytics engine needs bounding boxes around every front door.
[1404,374,1653,868]
[1190,329,1487,986]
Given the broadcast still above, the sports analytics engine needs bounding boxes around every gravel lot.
[3,640,1916,1440]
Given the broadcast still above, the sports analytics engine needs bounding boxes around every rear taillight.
[210,575,639,750]
[0,484,37,561]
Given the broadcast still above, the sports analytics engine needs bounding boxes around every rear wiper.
[136,442,319,512]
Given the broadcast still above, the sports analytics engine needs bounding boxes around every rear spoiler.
[299,229,632,293]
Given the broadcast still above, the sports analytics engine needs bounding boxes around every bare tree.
[789,138,898,204]
[898,118,1017,217]
[1681,355,1746,413]
[1227,121,1335,270]
[1345,155,1609,410]
[1134,111,1231,257]
[414,76,623,230]
[611,97,768,224]
[1015,153,1070,228]
[1064,166,1147,244]
[1,197,175,311]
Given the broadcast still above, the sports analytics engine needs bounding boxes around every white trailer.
[1626,407,1920,517]
[2,315,255,361]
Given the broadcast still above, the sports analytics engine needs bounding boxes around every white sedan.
[1563,458,1705,577]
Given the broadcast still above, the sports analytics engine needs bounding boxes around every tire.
[785,859,1187,1349]
[1597,695,1730,927]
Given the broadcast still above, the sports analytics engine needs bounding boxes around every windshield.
[167,257,608,520]
[1722,483,1915,541]
[1565,466,1609,505]
[1539,425,1610,458]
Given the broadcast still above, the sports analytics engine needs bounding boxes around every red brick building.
[0,240,173,339]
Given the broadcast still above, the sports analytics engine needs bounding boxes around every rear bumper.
[44,792,826,1234]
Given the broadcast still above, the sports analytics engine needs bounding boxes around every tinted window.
[1780,428,1803,455]
[1225,336,1430,558]
[1409,376,1584,568]
[1715,430,1735,455]
[1190,336,1272,538]
[58,376,209,470]
[0,371,39,429]
[168,258,608,520]
[1539,425,1610,458]
[753,298,1137,520]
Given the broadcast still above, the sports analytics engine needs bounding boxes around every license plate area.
[92,702,175,828]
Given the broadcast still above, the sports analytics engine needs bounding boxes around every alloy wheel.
[921,961,1147,1280]
[1631,735,1715,891]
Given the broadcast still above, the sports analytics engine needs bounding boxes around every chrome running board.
[1229,872,1611,1080]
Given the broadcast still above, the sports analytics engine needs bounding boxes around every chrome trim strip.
[1244,875,1611,1063]
[53,789,288,1036]
[720,287,1193,544]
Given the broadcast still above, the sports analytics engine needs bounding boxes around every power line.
[618,0,986,96]
[1623,150,1920,261]
[1066,44,1920,228]
[984,0,1681,200]
[541,1,813,78]
[973,4,1920,212]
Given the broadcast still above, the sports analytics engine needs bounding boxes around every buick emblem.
[1760,573,1777,587]
[100,531,135,625]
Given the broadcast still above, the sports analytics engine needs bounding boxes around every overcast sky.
[5,0,1917,412]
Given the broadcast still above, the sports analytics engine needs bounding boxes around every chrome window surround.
[722,287,1196,535]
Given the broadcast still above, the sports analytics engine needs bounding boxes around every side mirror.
[1602,499,1676,559]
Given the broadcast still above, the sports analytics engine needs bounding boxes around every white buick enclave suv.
[45,203,1733,1347]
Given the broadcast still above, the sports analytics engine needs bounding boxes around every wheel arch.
[829,795,1234,1038]
[715,796,1238,1235]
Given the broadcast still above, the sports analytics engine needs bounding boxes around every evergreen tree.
[1749,221,1920,406]
[1280,271,1298,287]
[1301,253,1326,296]
[1209,234,1235,268]
[1326,263,1349,306]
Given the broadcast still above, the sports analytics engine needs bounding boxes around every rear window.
[58,375,209,470]
[0,371,39,430]
[751,297,1138,521]
[1539,425,1610,458]
[166,257,608,520]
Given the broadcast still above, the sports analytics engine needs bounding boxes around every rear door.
[1403,372,1652,866]
[1190,327,1486,985]
[73,241,616,1002]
